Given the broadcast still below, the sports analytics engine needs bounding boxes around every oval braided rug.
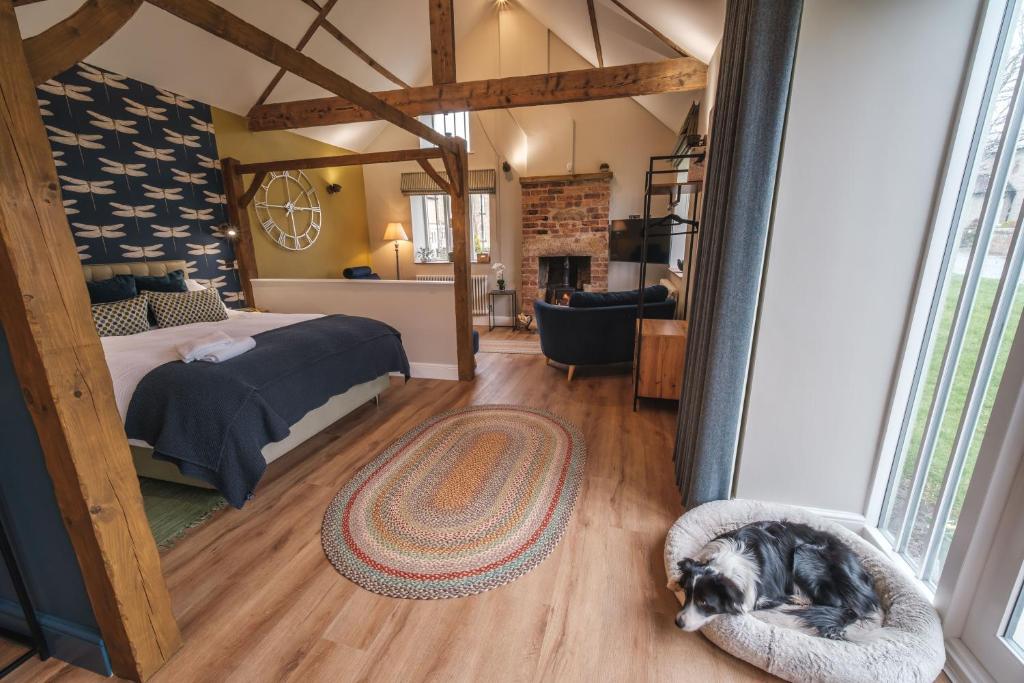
[321,405,586,599]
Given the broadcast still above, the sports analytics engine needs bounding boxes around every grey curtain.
[674,0,803,508]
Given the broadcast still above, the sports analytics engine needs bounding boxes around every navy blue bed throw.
[125,315,410,507]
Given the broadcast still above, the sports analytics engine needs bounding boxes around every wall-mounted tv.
[608,219,671,264]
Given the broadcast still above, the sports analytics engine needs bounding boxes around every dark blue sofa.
[534,285,676,380]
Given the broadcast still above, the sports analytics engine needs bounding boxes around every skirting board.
[392,362,460,381]
[0,599,111,676]
[944,637,994,683]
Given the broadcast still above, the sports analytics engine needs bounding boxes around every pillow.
[135,269,187,293]
[86,274,137,304]
[146,287,228,328]
[91,295,150,337]
[568,285,668,308]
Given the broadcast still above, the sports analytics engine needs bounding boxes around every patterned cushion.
[146,287,228,328]
[91,295,150,337]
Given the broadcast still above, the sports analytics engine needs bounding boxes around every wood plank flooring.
[14,351,771,682]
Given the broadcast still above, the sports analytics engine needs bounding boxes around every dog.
[668,521,882,640]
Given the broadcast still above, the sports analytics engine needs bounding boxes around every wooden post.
[0,2,179,680]
[445,140,475,380]
[221,157,259,307]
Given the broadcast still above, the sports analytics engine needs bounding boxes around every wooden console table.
[635,319,688,400]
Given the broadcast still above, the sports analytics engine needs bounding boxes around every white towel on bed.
[198,336,256,363]
[176,331,233,363]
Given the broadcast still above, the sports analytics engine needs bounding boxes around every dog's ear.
[719,577,747,615]
[676,558,698,576]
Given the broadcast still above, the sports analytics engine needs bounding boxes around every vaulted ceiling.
[15,0,724,151]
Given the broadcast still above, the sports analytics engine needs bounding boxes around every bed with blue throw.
[126,315,409,506]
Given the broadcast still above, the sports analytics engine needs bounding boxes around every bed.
[84,261,410,507]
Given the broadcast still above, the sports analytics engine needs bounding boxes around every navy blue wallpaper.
[38,62,243,306]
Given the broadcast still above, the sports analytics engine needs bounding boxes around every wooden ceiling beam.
[607,0,688,59]
[295,0,409,89]
[235,147,443,175]
[22,0,142,85]
[586,0,603,68]
[428,0,455,84]
[144,0,455,150]
[417,158,452,195]
[248,57,706,131]
[250,0,339,111]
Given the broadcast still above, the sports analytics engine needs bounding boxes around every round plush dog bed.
[664,499,945,683]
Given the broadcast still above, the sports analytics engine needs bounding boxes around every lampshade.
[383,222,409,242]
[610,219,629,233]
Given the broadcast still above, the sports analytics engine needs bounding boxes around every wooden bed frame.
[84,260,390,489]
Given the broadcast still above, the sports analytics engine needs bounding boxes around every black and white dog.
[669,521,882,640]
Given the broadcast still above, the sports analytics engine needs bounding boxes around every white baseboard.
[798,505,868,532]
[391,362,459,381]
[945,637,994,683]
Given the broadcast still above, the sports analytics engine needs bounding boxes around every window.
[878,0,1024,586]
[419,112,470,150]
[410,193,491,263]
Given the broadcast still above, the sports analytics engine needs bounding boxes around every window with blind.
[402,169,496,264]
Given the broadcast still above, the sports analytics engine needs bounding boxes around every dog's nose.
[675,615,685,629]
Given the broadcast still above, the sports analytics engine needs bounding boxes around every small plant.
[492,262,506,290]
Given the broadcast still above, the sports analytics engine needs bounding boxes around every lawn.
[890,272,1024,573]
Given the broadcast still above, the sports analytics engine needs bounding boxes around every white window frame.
[419,112,471,151]
[410,193,492,264]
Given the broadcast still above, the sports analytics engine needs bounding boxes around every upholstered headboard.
[82,260,189,282]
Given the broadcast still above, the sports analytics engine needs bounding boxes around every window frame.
[866,0,1021,602]
[410,192,493,264]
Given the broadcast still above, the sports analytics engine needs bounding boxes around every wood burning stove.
[538,255,591,305]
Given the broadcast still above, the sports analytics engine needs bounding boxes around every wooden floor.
[15,352,772,682]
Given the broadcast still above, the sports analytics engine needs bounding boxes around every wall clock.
[254,170,322,251]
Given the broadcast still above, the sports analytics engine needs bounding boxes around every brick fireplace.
[520,173,610,314]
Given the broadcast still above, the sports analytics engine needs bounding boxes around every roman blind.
[400,169,497,195]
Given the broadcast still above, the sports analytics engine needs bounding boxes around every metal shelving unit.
[632,152,704,411]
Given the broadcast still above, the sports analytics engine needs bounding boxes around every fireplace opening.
[538,256,591,305]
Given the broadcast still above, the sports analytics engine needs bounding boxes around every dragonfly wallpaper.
[38,62,244,307]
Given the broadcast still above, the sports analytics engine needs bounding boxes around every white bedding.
[100,310,323,421]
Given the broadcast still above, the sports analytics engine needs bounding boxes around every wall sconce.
[218,223,239,239]
[326,183,342,195]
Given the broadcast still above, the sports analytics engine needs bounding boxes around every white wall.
[735,0,984,514]
[251,279,458,379]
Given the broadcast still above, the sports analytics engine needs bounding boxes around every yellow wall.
[212,108,371,279]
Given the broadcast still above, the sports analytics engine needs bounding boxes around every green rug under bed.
[139,477,226,549]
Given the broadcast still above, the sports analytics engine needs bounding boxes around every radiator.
[416,274,489,315]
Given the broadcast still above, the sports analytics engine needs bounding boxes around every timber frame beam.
[23,0,143,85]
[248,57,707,131]
[144,0,457,152]
[2,1,179,680]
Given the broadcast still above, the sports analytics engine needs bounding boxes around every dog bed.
[664,499,945,683]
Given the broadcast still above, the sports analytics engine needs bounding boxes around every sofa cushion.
[343,266,380,279]
[568,285,668,309]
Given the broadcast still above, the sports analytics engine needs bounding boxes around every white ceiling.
[16,0,723,151]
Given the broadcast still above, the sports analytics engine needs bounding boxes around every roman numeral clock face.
[254,171,322,251]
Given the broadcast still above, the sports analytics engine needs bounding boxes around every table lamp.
[383,222,409,280]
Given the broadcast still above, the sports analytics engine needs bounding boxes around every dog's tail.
[788,606,883,641]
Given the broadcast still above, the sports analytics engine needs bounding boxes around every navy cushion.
[343,266,376,279]
[568,285,669,309]
[134,269,187,293]
[86,274,138,304]
[472,329,480,354]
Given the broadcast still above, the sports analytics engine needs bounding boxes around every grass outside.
[892,273,1024,569]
